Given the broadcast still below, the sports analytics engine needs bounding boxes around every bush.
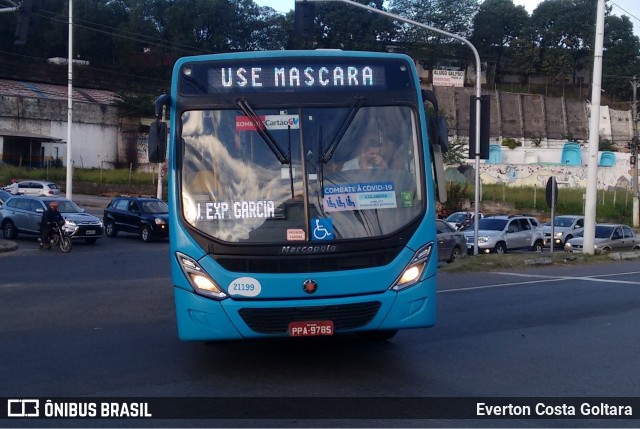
[502,138,522,150]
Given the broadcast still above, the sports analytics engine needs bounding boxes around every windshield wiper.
[321,96,364,163]
[236,98,289,164]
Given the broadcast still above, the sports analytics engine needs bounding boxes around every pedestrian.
[7,178,18,195]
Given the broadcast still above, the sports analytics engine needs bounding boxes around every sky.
[254,0,640,37]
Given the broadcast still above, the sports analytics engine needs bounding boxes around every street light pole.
[631,77,639,227]
[65,0,73,200]
[295,0,484,254]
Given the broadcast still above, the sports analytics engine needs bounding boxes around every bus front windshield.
[180,105,424,244]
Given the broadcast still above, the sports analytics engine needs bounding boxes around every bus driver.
[342,138,387,170]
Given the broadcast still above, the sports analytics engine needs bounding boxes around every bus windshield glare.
[181,105,424,243]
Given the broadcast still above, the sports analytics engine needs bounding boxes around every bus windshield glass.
[180,104,424,244]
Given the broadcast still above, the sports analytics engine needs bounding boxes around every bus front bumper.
[173,278,436,341]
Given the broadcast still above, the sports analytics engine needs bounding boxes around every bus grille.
[238,301,382,334]
[215,248,400,273]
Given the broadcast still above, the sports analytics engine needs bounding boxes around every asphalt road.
[1,232,640,427]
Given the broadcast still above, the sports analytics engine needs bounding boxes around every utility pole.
[632,77,639,227]
[582,0,605,255]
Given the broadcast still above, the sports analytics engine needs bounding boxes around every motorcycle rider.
[39,200,65,250]
[461,212,473,230]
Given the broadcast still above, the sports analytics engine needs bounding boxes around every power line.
[611,2,640,25]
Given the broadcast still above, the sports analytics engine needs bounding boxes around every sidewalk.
[64,193,113,208]
[0,239,18,252]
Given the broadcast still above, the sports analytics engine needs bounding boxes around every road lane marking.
[493,271,640,285]
[439,277,569,293]
[439,270,640,293]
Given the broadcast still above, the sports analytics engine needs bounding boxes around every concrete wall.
[0,94,120,168]
[448,148,632,191]
[433,87,632,149]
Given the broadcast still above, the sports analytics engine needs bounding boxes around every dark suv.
[103,196,169,242]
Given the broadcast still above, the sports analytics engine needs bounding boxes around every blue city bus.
[149,50,448,341]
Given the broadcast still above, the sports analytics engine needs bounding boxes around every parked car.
[541,215,585,248]
[463,215,545,254]
[445,211,484,230]
[103,196,169,242]
[16,180,60,196]
[0,196,103,243]
[0,189,12,205]
[564,224,640,254]
[436,219,466,263]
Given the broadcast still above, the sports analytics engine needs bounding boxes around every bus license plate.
[289,321,334,337]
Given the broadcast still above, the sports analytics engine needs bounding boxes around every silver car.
[16,180,61,197]
[436,219,466,263]
[541,215,585,248]
[564,224,640,254]
[0,189,11,205]
[0,196,103,244]
[463,215,545,254]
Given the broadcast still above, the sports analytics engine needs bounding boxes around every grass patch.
[0,166,165,187]
[473,184,634,224]
[441,251,616,273]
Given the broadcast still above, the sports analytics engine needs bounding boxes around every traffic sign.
[546,177,558,208]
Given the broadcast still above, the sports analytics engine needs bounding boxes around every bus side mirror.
[148,121,167,163]
[422,89,449,152]
[422,89,448,203]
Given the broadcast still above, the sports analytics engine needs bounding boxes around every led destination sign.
[178,57,417,94]
[206,64,386,93]
[179,56,417,94]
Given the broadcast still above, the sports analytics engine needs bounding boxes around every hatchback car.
[541,215,585,248]
[0,196,103,243]
[16,180,61,196]
[463,215,545,254]
[103,196,169,242]
[436,219,466,263]
[564,224,640,254]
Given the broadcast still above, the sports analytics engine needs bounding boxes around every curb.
[0,240,18,253]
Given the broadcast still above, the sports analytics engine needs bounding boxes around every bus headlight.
[391,242,433,291]
[176,252,228,300]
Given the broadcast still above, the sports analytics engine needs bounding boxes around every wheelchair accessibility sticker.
[311,218,334,241]
[322,182,397,212]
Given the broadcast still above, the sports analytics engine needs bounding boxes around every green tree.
[312,0,395,51]
[528,0,603,84]
[508,35,541,85]
[470,0,528,85]
[442,138,468,165]
[388,0,478,43]
[602,15,640,100]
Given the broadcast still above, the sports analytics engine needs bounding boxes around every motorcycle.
[44,222,73,253]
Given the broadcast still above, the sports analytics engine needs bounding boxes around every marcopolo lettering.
[281,245,337,254]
